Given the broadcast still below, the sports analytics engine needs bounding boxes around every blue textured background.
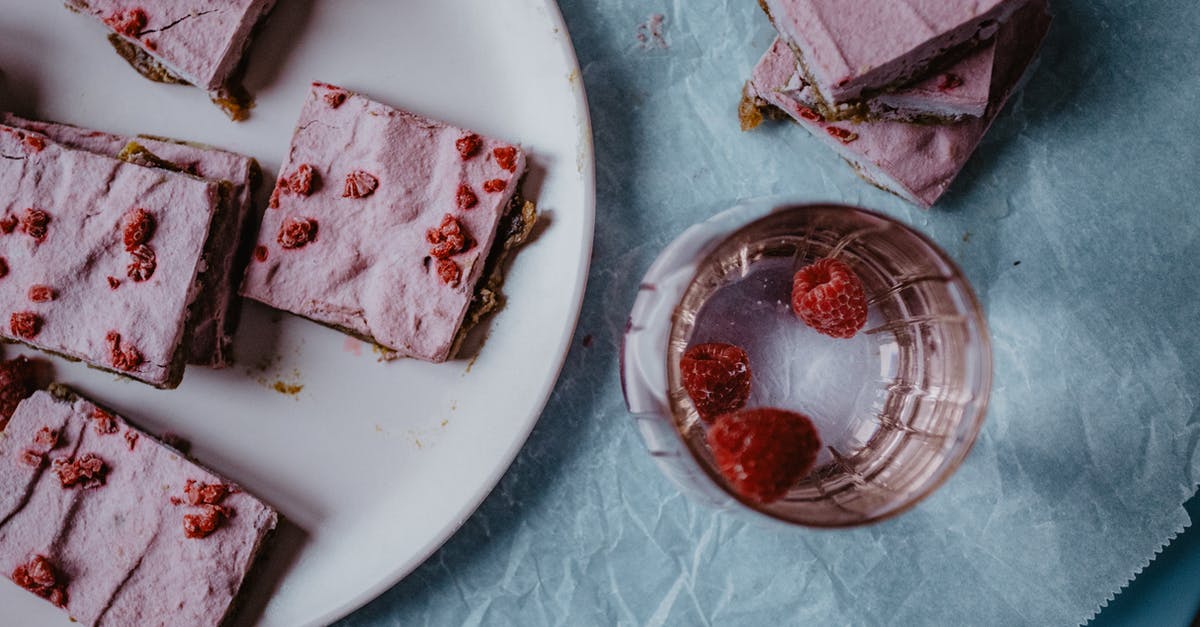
[340,0,1200,624]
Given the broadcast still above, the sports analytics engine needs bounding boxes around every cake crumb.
[441,419,449,427]
[272,381,303,396]
[962,231,972,242]
[636,14,668,50]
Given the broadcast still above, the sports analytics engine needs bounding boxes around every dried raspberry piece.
[679,343,752,422]
[0,257,7,278]
[126,244,157,282]
[425,214,472,259]
[33,427,59,451]
[482,179,507,193]
[28,285,54,303]
[493,146,519,172]
[52,453,108,489]
[105,331,144,372]
[706,407,822,504]
[124,431,139,451]
[142,37,157,51]
[825,126,859,144]
[456,184,479,210]
[18,449,43,468]
[184,479,230,506]
[10,312,42,339]
[103,8,148,37]
[183,504,232,539]
[253,245,269,262]
[122,208,155,250]
[107,276,121,290]
[20,208,50,242]
[91,408,119,435]
[323,88,348,108]
[287,164,317,196]
[342,171,379,198]
[436,259,461,287]
[455,134,482,160]
[791,257,868,339]
[938,73,964,91]
[0,356,35,421]
[796,105,823,123]
[0,215,16,234]
[23,135,45,153]
[12,555,67,607]
[268,177,286,209]
[277,217,318,249]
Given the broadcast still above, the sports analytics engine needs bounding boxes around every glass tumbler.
[621,200,992,527]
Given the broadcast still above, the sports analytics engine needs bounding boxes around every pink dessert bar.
[760,0,1027,104]
[744,0,1051,207]
[241,82,537,363]
[772,40,996,123]
[66,0,278,120]
[1,114,261,369]
[0,387,277,626]
[0,125,222,387]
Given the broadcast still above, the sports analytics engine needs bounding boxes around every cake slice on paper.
[742,0,1052,207]
[0,386,278,627]
[241,82,537,363]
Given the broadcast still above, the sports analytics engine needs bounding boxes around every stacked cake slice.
[742,0,1052,207]
[0,119,260,387]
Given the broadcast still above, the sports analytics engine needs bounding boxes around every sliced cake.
[0,386,277,626]
[65,0,278,120]
[743,0,1051,207]
[241,82,537,363]
[745,39,996,125]
[0,125,223,387]
[759,0,1027,105]
[2,114,261,369]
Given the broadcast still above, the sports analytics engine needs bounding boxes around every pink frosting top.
[241,82,526,362]
[763,0,1024,102]
[73,0,277,91]
[0,390,277,626]
[1,114,257,369]
[0,126,220,387]
[750,0,1051,207]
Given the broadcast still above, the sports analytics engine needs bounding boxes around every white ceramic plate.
[0,1,593,624]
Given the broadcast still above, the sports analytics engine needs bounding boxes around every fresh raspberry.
[706,408,822,504]
[0,356,35,421]
[791,257,868,339]
[679,343,751,422]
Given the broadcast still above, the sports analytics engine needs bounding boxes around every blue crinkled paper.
[342,0,1200,624]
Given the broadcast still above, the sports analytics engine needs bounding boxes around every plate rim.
[302,2,596,625]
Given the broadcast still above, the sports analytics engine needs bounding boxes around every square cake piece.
[241,82,537,363]
[1,114,261,369]
[0,387,278,626]
[744,0,1051,207]
[66,0,278,120]
[760,0,1027,105]
[0,125,223,387]
[750,38,996,124]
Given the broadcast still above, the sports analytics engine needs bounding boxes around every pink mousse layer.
[762,0,1026,103]
[0,389,277,626]
[241,82,526,362]
[70,0,277,92]
[0,126,219,387]
[778,39,995,121]
[1,114,257,369]
[749,0,1050,207]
